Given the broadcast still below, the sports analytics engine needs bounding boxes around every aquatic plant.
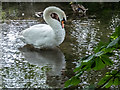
[65,26,120,89]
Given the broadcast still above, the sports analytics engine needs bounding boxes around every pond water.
[1,2,120,89]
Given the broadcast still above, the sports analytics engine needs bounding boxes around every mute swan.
[20,6,66,49]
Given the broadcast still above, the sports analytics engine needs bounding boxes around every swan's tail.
[19,30,26,42]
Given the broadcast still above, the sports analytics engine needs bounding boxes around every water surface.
[1,2,120,89]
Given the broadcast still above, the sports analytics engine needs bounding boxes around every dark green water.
[0,2,120,89]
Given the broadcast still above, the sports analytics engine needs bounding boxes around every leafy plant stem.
[96,69,120,89]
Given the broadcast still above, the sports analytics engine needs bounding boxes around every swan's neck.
[43,7,62,29]
[43,7,65,45]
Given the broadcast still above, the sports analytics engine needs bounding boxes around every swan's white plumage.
[20,6,66,49]
[21,24,56,48]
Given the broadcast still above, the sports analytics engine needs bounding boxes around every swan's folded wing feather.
[21,24,56,46]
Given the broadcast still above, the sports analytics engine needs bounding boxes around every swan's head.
[43,6,67,28]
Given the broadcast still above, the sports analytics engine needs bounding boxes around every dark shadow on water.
[19,45,66,76]
[18,45,66,88]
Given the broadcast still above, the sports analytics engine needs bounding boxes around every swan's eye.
[51,13,60,22]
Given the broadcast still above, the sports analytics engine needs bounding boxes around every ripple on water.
[2,20,66,88]
[70,19,100,57]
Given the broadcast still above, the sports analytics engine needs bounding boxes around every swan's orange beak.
[61,21,65,28]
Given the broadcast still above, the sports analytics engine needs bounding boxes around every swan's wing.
[21,24,56,46]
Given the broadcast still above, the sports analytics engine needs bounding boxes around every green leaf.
[94,58,105,70]
[74,62,91,72]
[74,63,86,72]
[105,79,113,88]
[75,71,84,77]
[106,72,110,75]
[111,25,120,39]
[71,77,81,86]
[74,66,81,72]
[98,70,120,88]
[113,78,119,86]
[65,79,72,88]
[107,37,119,48]
[111,70,118,74]
[65,76,81,88]
[98,76,111,85]
[105,52,114,56]
[81,64,87,69]
[83,55,95,62]
[95,51,104,57]
[64,26,120,88]
[102,47,115,54]
[91,61,96,68]
[94,42,107,53]
[101,55,113,65]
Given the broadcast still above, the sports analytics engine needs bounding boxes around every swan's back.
[21,24,57,48]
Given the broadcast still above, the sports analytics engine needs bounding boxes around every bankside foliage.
[65,26,120,89]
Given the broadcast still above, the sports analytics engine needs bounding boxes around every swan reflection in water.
[19,45,66,88]
[19,45,66,76]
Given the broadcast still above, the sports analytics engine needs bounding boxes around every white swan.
[20,6,67,49]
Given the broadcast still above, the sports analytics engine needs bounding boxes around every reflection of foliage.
[41,65,52,72]
[65,26,120,89]
[1,12,6,20]
[1,8,18,22]
[2,5,19,20]
[8,8,18,17]
[0,2,2,21]
[5,8,19,19]
[2,59,50,88]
